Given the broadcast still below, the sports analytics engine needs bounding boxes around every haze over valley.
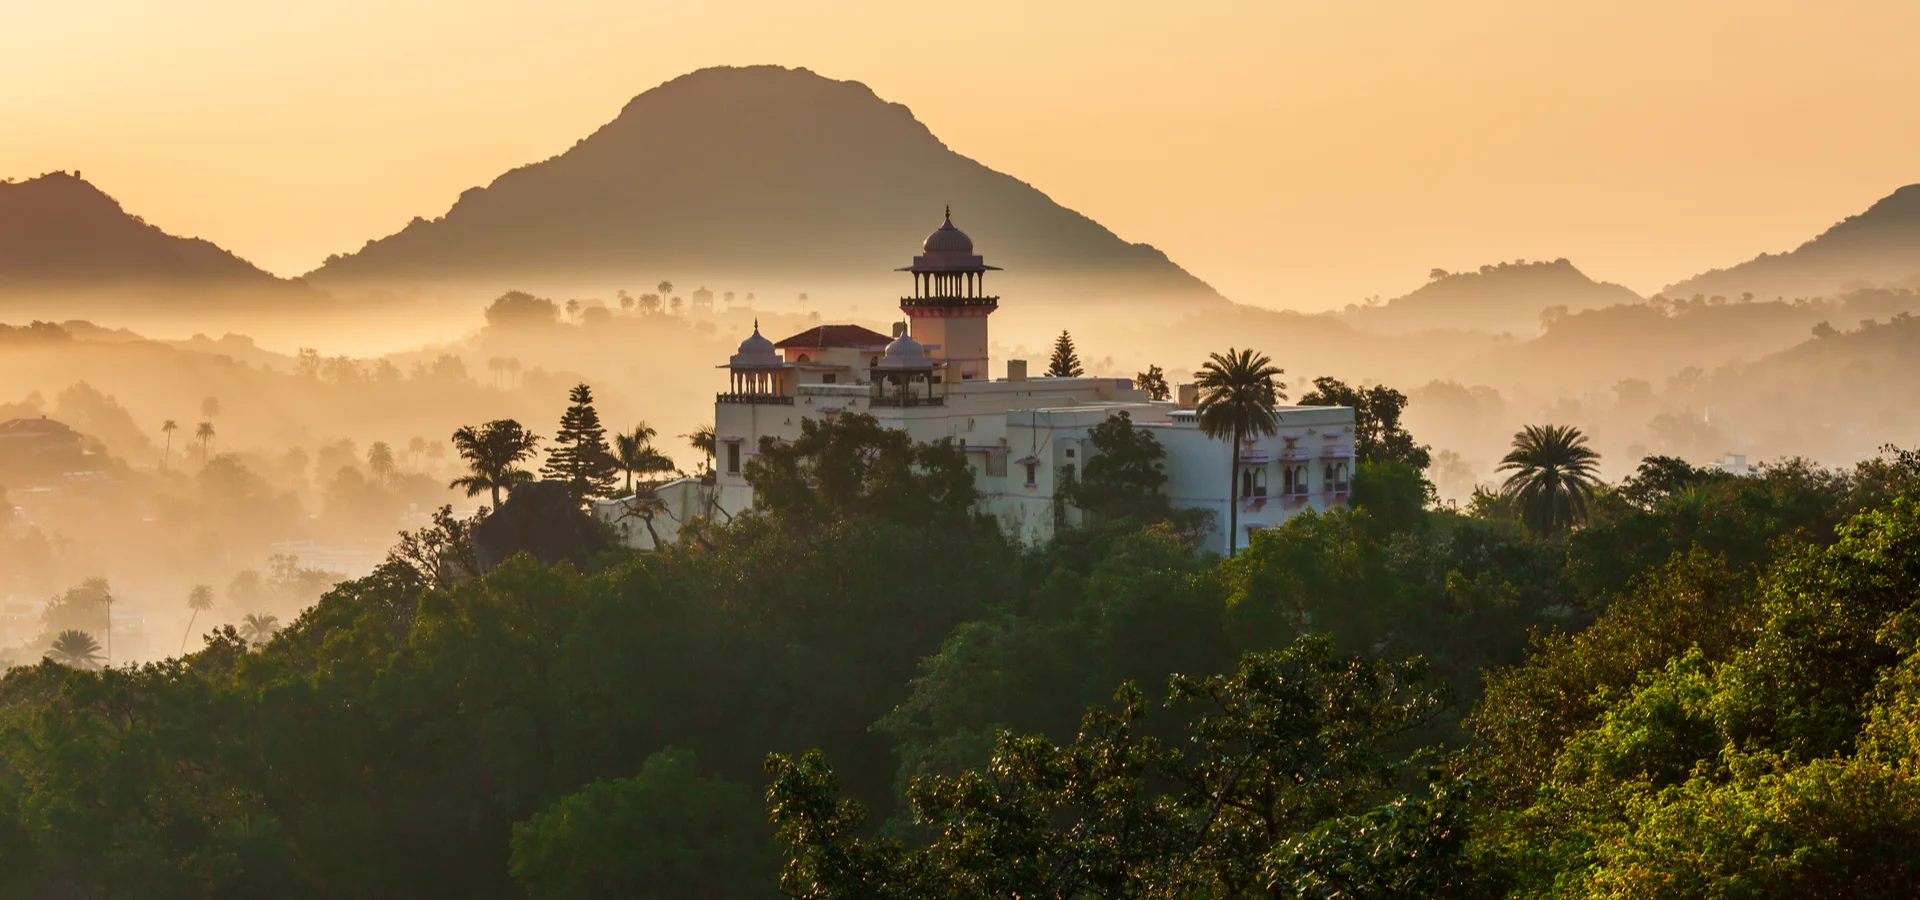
[9,12,1920,892]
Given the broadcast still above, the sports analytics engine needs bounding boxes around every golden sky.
[5,0,1918,309]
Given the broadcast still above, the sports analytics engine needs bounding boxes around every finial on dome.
[753,317,760,331]
[944,204,951,222]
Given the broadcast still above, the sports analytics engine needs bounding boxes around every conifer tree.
[1047,330,1084,378]
[542,383,618,500]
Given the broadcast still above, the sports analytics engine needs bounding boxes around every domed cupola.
[729,321,781,368]
[877,330,934,370]
[922,208,974,256]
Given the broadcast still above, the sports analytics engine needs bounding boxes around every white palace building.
[601,211,1357,555]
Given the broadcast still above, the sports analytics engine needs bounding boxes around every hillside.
[1666,184,1920,301]
[1340,258,1642,335]
[307,66,1224,306]
[0,172,289,292]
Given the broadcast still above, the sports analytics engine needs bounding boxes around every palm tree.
[612,423,676,495]
[367,441,397,485]
[161,419,178,470]
[1497,424,1603,538]
[565,298,581,323]
[448,419,542,508]
[46,629,102,669]
[181,584,214,653]
[1195,348,1286,556]
[195,421,216,460]
[239,613,280,647]
[657,280,674,300]
[408,436,428,469]
[685,425,717,479]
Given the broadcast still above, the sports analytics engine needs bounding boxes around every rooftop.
[772,324,894,349]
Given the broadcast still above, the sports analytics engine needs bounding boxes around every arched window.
[1294,465,1310,496]
[1242,469,1255,499]
[1336,463,1349,490]
[796,353,811,363]
[1281,466,1294,495]
[1253,468,1267,497]
[1324,464,1334,488]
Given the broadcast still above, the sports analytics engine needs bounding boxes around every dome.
[878,331,933,369]
[922,207,974,256]
[729,321,781,368]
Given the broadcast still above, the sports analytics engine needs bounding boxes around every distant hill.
[1666,184,1920,301]
[1340,258,1643,335]
[307,65,1224,306]
[0,172,291,293]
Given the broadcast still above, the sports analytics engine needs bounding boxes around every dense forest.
[5,367,1920,898]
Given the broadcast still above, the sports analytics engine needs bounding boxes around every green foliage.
[771,636,1445,897]
[746,412,980,528]
[1299,376,1433,470]
[1349,459,1434,535]
[1062,411,1202,533]
[1045,329,1083,377]
[540,383,619,501]
[510,748,774,899]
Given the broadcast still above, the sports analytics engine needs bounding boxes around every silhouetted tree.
[367,442,397,485]
[160,419,178,470]
[1135,364,1170,401]
[180,584,213,654]
[1048,330,1084,377]
[1196,348,1285,555]
[1299,377,1432,470]
[45,629,101,669]
[542,384,619,501]
[612,423,675,496]
[239,613,280,647]
[195,421,215,459]
[449,420,542,508]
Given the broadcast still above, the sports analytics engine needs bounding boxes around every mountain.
[1340,258,1643,335]
[307,66,1224,306]
[1665,184,1920,301]
[0,172,290,293]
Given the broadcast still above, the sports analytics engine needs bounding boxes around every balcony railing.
[1277,447,1313,461]
[899,295,1001,309]
[715,393,794,405]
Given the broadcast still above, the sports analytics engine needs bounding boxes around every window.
[1281,466,1293,496]
[1243,469,1255,498]
[1065,448,1075,458]
[726,443,740,475]
[1254,468,1267,497]
[822,373,836,384]
[987,453,1007,478]
[1242,468,1267,499]
[1324,464,1334,490]
[1336,463,1349,491]
[796,353,811,363]
[1024,462,1038,485]
[1294,465,1310,496]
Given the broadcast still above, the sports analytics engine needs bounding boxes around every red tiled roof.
[772,324,894,349]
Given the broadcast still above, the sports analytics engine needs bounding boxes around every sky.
[5,0,1919,311]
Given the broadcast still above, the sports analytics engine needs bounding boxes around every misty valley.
[6,64,1920,898]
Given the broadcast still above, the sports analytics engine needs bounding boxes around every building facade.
[620,212,1356,555]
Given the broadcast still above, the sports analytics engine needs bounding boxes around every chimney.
[1007,359,1028,382]
[1177,383,1198,407]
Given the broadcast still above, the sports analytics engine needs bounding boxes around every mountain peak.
[1342,258,1641,335]
[1664,183,1920,300]
[308,66,1222,306]
[0,172,287,291]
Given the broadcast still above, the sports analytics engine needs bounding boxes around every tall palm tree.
[1497,424,1603,538]
[195,421,216,460]
[46,629,102,669]
[161,419,178,470]
[612,423,676,496]
[181,584,214,653]
[97,581,115,666]
[1195,348,1286,556]
[408,436,428,469]
[239,613,280,647]
[657,280,674,300]
[448,419,542,508]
